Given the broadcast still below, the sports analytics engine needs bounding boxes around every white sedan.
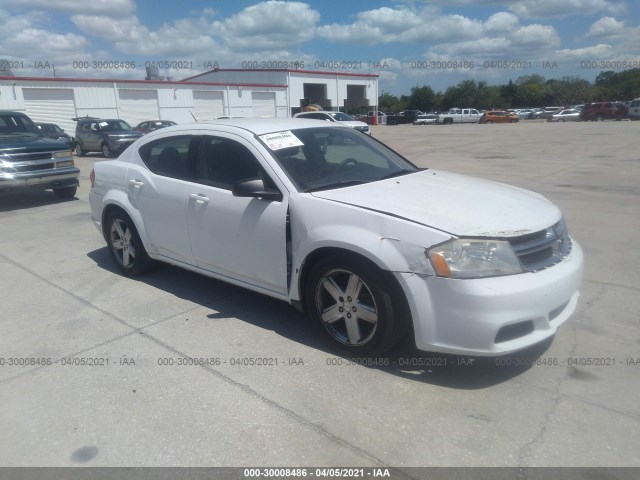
[550,109,582,122]
[89,119,583,356]
[293,111,370,134]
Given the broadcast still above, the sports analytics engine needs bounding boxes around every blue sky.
[1,0,639,95]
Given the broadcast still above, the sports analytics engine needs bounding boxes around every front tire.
[305,256,406,356]
[106,211,154,276]
[101,143,113,158]
[74,143,86,157]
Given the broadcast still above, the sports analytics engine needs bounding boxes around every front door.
[186,133,289,296]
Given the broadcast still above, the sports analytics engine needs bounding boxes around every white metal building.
[0,69,378,133]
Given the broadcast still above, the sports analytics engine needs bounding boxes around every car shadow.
[0,190,78,212]
[88,247,553,390]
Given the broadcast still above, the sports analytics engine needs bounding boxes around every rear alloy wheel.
[486,120,493,124]
[101,143,113,158]
[306,257,405,356]
[53,185,77,199]
[106,211,154,276]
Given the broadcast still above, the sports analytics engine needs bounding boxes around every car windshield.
[263,127,419,192]
[100,120,133,132]
[327,112,356,122]
[40,124,63,133]
[0,113,42,137]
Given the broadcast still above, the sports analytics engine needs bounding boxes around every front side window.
[197,136,276,191]
[139,135,197,180]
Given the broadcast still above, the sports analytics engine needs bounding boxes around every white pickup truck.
[437,108,482,124]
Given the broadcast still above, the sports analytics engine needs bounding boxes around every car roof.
[193,117,347,135]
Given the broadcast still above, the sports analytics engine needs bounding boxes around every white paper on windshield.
[259,131,304,151]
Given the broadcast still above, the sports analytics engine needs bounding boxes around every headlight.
[56,160,74,168]
[427,239,523,279]
[53,151,71,159]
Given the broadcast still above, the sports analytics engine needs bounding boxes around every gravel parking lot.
[1,121,639,469]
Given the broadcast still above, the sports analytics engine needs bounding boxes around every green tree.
[408,85,437,112]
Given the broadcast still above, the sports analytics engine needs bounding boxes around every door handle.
[189,193,210,203]
[128,179,144,188]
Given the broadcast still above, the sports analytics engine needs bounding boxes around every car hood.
[310,170,561,237]
[341,121,369,128]
[0,135,69,153]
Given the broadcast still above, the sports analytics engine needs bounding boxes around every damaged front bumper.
[395,238,584,356]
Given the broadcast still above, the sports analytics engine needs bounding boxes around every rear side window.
[139,135,198,180]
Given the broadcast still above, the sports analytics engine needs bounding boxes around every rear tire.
[106,211,155,276]
[305,255,407,356]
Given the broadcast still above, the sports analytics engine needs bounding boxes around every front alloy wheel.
[316,268,379,346]
[306,257,406,355]
[106,212,154,276]
[102,143,113,158]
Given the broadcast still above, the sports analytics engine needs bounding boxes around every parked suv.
[0,111,79,198]
[73,117,143,158]
[580,102,628,121]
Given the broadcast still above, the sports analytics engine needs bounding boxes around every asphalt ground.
[0,120,639,469]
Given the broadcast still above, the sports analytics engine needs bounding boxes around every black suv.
[0,111,79,198]
[72,117,143,158]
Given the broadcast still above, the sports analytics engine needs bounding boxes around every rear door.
[126,133,199,265]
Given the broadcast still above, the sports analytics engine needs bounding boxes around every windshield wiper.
[304,180,367,192]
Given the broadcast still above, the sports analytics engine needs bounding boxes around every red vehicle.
[580,102,628,121]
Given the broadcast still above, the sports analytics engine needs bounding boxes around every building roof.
[0,76,287,88]
[181,68,379,82]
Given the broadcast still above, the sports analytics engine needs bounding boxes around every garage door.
[23,88,76,134]
[193,91,225,120]
[118,89,159,127]
[252,92,276,117]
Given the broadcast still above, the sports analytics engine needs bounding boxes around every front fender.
[288,195,448,301]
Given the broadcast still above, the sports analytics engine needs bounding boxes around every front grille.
[3,152,53,161]
[14,162,55,172]
[509,219,572,272]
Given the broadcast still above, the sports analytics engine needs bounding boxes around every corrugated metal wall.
[0,73,375,125]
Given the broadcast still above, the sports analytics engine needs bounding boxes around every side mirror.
[233,178,282,201]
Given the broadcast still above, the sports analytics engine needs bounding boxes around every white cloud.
[424,0,621,18]
[484,12,520,33]
[71,15,221,58]
[0,9,89,71]
[586,16,627,38]
[554,44,614,60]
[2,0,135,17]
[317,7,484,45]
[508,0,609,18]
[509,24,560,48]
[212,1,320,51]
